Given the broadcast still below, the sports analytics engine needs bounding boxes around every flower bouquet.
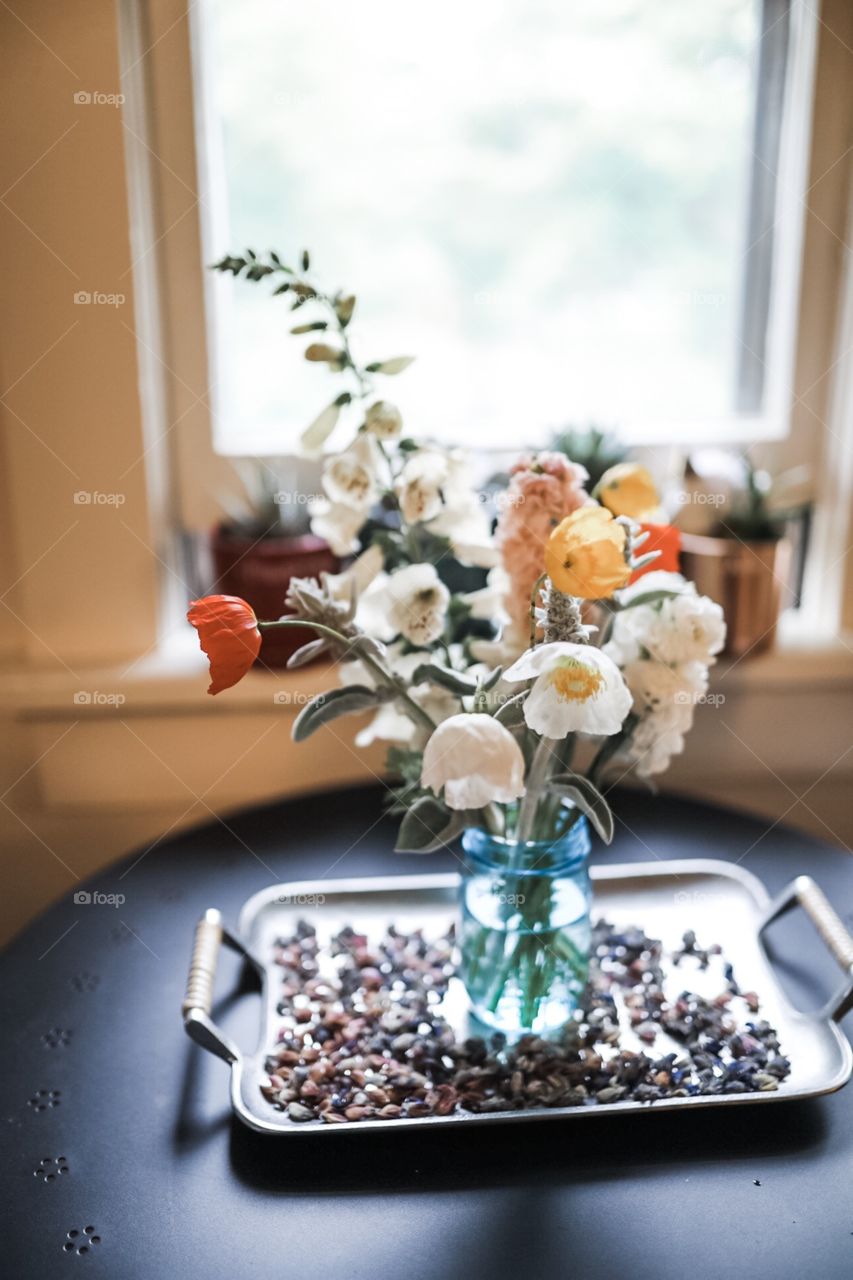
[190,250,725,1034]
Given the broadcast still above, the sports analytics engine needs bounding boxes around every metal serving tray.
[182,860,853,1134]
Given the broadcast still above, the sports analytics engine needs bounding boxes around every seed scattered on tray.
[260,919,791,1123]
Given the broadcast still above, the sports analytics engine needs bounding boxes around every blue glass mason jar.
[459,814,592,1036]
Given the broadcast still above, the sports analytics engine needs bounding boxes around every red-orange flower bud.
[187,595,261,695]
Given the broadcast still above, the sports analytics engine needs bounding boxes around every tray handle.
[182,908,255,1065]
[759,875,853,1022]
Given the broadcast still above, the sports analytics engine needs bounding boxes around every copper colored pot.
[679,532,791,658]
[210,525,338,669]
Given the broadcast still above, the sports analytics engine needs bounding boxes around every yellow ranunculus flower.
[595,463,660,521]
[545,505,631,599]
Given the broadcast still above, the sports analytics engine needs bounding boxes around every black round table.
[2,785,852,1280]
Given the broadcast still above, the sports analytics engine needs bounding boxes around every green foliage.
[547,771,614,844]
[411,663,480,696]
[292,686,380,742]
[721,457,784,541]
[395,795,466,852]
[549,425,628,489]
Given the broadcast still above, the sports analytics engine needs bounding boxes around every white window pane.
[206,0,760,454]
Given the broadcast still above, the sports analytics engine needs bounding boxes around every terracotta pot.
[679,532,791,657]
[209,524,338,669]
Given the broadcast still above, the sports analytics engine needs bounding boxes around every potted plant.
[549,423,628,491]
[210,457,338,669]
[677,456,796,658]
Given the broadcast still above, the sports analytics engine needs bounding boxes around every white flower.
[310,501,366,556]
[604,577,723,779]
[324,543,384,609]
[421,713,526,810]
[395,450,447,524]
[427,451,498,567]
[352,571,394,641]
[619,659,710,775]
[463,565,510,624]
[351,565,451,647]
[622,658,708,728]
[322,434,381,511]
[606,577,725,667]
[394,446,498,566]
[449,531,500,570]
[628,714,687,777]
[504,642,632,738]
[338,643,458,748]
[384,563,450,646]
[468,618,529,670]
[652,593,726,664]
[437,497,498,568]
[364,400,403,440]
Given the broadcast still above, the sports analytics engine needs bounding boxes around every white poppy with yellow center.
[504,642,632,738]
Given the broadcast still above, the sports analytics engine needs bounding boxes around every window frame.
[197,0,820,456]
[122,0,851,638]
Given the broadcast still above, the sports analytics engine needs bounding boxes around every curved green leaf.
[493,690,527,726]
[616,588,681,611]
[292,685,380,743]
[547,771,615,844]
[412,663,478,696]
[395,794,466,853]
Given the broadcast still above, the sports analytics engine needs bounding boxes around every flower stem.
[528,572,547,648]
[514,734,558,846]
[259,618,436,732]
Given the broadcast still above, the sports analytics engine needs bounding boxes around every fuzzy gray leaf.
[616,588,681,611]
[493,690,527,727]
[292,685,379,743]
[286,638,327,669]
[412,663,478,696]
[547,771,615,844]
[395,795,466,852]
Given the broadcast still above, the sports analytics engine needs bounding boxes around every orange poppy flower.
[630,522,681,582]
[187,595,262,694]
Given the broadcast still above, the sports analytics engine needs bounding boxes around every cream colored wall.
[0,661,387,945]
[0,1,852,949]
[0,0,160,668]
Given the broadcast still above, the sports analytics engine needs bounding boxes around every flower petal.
[504,640,588,682]
[187,595,261,695]
[421,713,525,810]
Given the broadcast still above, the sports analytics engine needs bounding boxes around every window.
[199,0,812,454]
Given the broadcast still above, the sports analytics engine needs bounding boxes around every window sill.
[712,615,853,690]
[0,630,334,718]
[2,620,853,718]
